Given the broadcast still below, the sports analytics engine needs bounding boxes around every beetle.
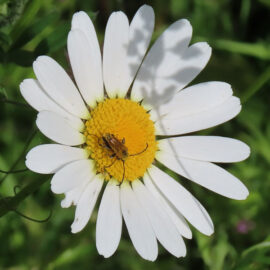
[99,133,148,183]
[101,133,128,160]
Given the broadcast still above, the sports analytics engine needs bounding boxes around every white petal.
[132,180,186,257]
[71,11,101,62]
[148,166,214,235]
[36,111,85,146]
[152,81,233,121]
[61,181,89,208]
[51,159,95,194]
[33,56,90,119]
[20,79,84,131]
[126,5,154,87]
[159,136,250,163]
[96,180,122,258]
[156,96,241,135]
[194,197,214,230]
[103,11,129,98]
[156,153,249,200]
[120,181,158,261]
[132,20,211,106]
[133,18,193,104]
[71,177,104,233]
[26,144,89,174]
[143,173,192,239]
[68,29,103,107]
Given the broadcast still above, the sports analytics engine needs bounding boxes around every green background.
[1,0,270,269]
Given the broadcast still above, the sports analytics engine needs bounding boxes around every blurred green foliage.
[1,0,270,269]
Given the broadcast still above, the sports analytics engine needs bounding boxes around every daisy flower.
[20,5,250,261]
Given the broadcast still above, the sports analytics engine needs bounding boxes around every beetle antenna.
[121,160,125,182]
[129,143,148,157]
[86,133,99,139]
[87,133,106,148]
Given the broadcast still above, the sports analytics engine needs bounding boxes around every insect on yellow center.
[84,98,157,182]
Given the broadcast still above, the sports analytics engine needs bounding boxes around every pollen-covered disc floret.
[84,98,157,182]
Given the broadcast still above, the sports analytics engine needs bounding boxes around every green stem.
[194,36,270,60]
[13,208,52,223]
[0,177,49,218]
[241,66,270,103]
[0,128,37,185]
[214,39,270,60]
[0,168,28,174]
[1,98,31,109]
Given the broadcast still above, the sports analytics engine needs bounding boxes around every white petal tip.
[113,11,125,16]
[184,232,193,240]
[25,159,32,172]
[50,184,62,195]
[205,228,215,236]
[241,144,251,161]
[193,42,212,53]
[34,55,46,64]
[139,250,158,262]
[235,188,249,200]
[228,181,249,200]
[19,80,27,89]
[35,114,41,125]
[181,18,192,28]
[73,10,86,17]
[60,200,70,208]
[98,251,114,259]
[25,157,49,174]
[71,228,77,234]
[25,159,33,172]
[147,256,157,262]
[246,146,251,158]
[203,42,212,50]
[141,4,151,8]
[182,248,187,257]
[139,255,157,262]
[201,222,214,236]
[175,251,187,258]
[71,223,82,234]
[140,4,154,13]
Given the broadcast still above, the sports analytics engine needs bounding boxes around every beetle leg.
[117,160,125,187]
[110,153,116,158]
[121,160,125,183]
[104,157,117,169]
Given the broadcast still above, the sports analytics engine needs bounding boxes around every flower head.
[21,5,250,261]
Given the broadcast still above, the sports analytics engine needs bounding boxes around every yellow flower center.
[84,98,157,182]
